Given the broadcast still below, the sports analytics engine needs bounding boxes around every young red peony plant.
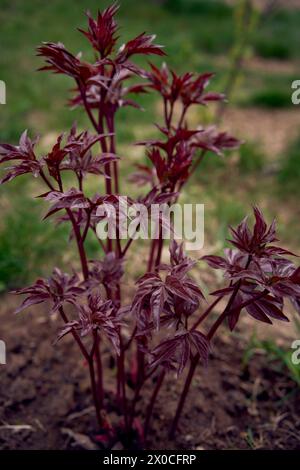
[1,3,299,448]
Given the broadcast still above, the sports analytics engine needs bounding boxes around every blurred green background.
[1,0,300,290]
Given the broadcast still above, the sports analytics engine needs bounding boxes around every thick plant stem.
[106,114,121,257]
[59,308,102,427]
[78,82,99,133]
[120,348,128,430]
[147,239,157,272]
[40,150,103,428]
[88,357,103,428]
[99,110,113,253]
[94,331,104,409]
[40,171,89,281]
[128,377,144,431]
[137,345,145,386]
[154,227,164,269]
[135,342,146,412]
[169,355,198,439]
[144,370,165,439]
[169,317,230,437]
[129,364,160,431]
[107,115,119,194]
[97,82,112,199]
[58,307,89,362]
[178,104,187,129]
[116,334,128,430]
[124,326,137,351]
[66,209,89,281]
[191,296,222,331]
[169,272,250,437]
[137,228,164,421]
[40,170,55,191]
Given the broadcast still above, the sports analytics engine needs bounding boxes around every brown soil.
[223,107,300,157]
[0,295,299,450]
[215,54,300,76]
[243,56,300,75]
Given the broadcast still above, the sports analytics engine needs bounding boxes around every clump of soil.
[0,296,299,450]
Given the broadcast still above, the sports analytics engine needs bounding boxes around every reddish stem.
[118,343,129,430]
[107,115,119,194]
[169,275,249,437]
[144,370,165,438]
[169,355,198,439]
[78,82,99,133]
[66,209,89,281]
[94,331,104,409]
[191,296,222,331]
[88,356,103,428]
[59,308,102,427]
[58,307,89,361]
[178,104,188,129]
[40,169,55,191]
[154,228,164,269]
[147,239,157,272]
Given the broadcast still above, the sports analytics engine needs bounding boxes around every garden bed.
[0,297,299,450]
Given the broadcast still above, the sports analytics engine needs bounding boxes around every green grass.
[0,175,105,291]
[243,334,300,387]
[238,141,265,173]
[244,88,292,109]
[238,72,297,109]
[0,2,296,143]
[0,1,299,141]
[254,8,300,60]
[164,0,231,17]
[0,182,69,290]
[0,0,231,141]
[213,197,246,246]
[254,37,291,60]
[0,0,300,288]
[278,135,300,195]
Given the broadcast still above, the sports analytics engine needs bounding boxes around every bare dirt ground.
[243,56,300,75]
[0,295,299,450]
[215,54,300,75]
[223,107,300,157]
